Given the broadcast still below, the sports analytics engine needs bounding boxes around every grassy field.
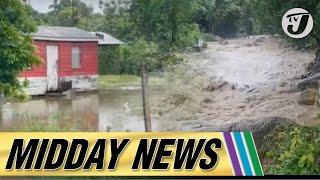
[99,75,164,89]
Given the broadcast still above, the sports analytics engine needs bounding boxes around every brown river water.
[0,87,163,132]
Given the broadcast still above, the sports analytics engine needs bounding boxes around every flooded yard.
[0,87,163,132]
[1,36,319,133]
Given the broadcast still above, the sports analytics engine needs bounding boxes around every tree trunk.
[170,6,178,47]
[171,22,177,46]
[141,64,152,132]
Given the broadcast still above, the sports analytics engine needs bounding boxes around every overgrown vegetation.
[151,63,209,124]
[260,124,320,175]
[127,62,211,127]
[0,0,41,100]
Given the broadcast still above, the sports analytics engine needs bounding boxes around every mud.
[180,36,320,131]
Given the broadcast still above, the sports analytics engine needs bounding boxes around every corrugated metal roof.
[89,32,124,45]
[31,26,99,41]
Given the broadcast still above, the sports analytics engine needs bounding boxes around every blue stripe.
[234,132,253,176]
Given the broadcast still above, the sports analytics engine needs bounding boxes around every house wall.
[20,40,99,95]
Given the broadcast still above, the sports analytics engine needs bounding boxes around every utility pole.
[141,63,152,132]
[72,0,75,26]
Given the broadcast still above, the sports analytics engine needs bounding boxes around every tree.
[130,0,161,42]
[130,0,200,50]
[122,40,159,132]
[194,0,242,37]
[0,0,41,100]
[25,5,50,25]
[193,0,216,33]
[162,0,200,46]
[47,0,94,27]
[98,0,135,41]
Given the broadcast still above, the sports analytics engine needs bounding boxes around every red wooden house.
[21,26,100,95]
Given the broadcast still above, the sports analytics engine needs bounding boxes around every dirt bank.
[169,36,320,131]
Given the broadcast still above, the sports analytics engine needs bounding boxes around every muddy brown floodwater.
[184,36,320,130]
[0,87,164,132]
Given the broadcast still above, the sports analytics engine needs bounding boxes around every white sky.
[28,0,104,13]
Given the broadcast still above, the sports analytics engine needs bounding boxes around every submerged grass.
[150,63,209,122]
[13,121,77,132]
[12,112,77,132]
[127,62,211,128]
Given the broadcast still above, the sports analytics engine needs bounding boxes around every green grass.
[99,75,140,88]
[99,75,164,89]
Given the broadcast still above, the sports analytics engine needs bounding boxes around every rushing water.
[0,87,162,132]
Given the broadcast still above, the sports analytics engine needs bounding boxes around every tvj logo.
[282,8,313,38]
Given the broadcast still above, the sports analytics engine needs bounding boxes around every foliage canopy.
[0,0,41,100]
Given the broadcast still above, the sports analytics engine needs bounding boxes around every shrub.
[262,125,320,175]
[201,33,218,42]
[98,45,121,75]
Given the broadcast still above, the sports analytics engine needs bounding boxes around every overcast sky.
[28,0,104,13]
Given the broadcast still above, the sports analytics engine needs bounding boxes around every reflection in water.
[0,88,161,132]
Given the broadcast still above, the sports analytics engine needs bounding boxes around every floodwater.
[186,36,320,126]
[1,36,319,132]
[0,87,162,132]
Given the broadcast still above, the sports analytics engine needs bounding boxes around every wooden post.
[106,126,112,132]
[141,64,152,132]
[0,94,3,131]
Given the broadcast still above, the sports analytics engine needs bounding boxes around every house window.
[72,47,81,69]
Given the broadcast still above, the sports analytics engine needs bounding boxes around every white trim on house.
[20,74,99,96]
[19,77,48,96]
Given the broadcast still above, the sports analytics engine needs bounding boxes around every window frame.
[71,46,82,69]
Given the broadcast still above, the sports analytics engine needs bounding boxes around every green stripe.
[244,132,264,176]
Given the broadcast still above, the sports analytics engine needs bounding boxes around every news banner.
[0,132,264,177]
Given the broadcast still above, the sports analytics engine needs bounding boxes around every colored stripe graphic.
[244,132,264,176]
[233,132,253,176]
[223,132,242,176]
[223,132,264,176]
